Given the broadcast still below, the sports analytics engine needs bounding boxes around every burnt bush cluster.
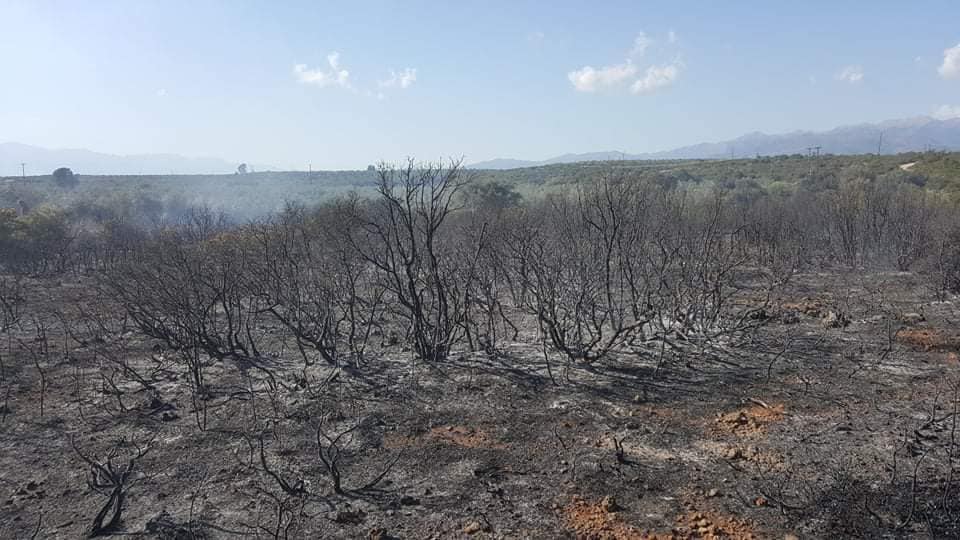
[89,161,787,376]
[3,160,960,366]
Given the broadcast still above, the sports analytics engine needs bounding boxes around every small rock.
[821,311,850,329]
[333,509,365,525]
[781,311,801,325]
[399,495,420,506]
[725,447,742,460]
[463,521,482,534]
[600,495,619,513]
[707,488,720,497]
[901,312,925,325]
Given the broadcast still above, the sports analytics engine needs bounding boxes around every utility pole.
[877,131,884,155]
[20,162,25,179]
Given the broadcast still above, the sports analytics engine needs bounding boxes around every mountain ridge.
[0,142,274,176]
[469,115,960,169]
[4,115,960,175]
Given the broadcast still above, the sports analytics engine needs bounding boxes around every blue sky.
[1,0,959,169]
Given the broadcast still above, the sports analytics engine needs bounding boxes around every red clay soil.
[896,328,960,352]
[563,496,651,539]
[711,403,786,437]
[428,425,507,449]
[562,496,761,540]
[779,298,827,317]
[384,424,507,450]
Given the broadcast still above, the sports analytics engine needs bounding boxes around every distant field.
[2,151,960,220]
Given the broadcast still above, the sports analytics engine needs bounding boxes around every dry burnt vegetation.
[3,157,960,538]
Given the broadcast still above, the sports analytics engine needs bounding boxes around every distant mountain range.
[0,142,275,176]
[469,116,960,169]
[4,115,960,176]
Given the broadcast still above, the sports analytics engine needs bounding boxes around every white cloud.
[933,104,960,120]
[379,67,417,89]
[156,88,167,97]
[294,51,351,89]
[939,43,960,79]
[836,65,864,84]
[568,32,683,95]
[630,32,653,57]
[295,52,418,98]
[527,31,545,43]
[630,62,681,94]
[568,61,638,92]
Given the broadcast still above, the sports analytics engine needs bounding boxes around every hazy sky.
[1,0,959,169]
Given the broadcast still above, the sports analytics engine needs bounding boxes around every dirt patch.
[429,425,506,449]
[562,496,650,539]
[896,328,960,352]
[562,497,760,540]
[723,444,786,470]
[384,425,507,450]
[711,403,785,437]
[672,510,759,540]
[780,298,827,317]
[700,441,787,471]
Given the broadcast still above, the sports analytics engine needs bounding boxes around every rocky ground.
[1,270,959,539]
